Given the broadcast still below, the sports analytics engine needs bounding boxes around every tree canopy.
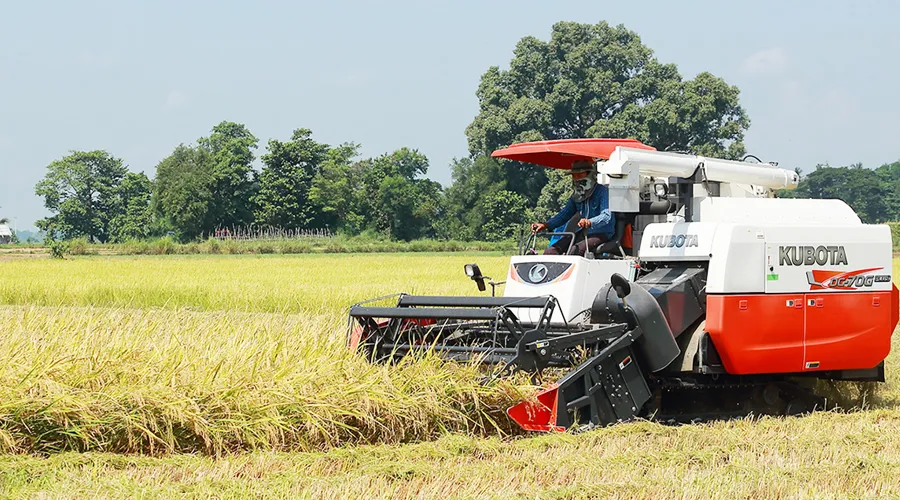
[780,162,900,223]
[152,144,214,240]
[254,129,330,230]
[199,122,259,229]
[108,172,153,242]
[34,150,128,242]
[467,21,748,160]
[450,21,750,239]
[151,121,259,240]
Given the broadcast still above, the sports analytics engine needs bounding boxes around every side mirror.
[610,273,631,299]
[464,263,487,292]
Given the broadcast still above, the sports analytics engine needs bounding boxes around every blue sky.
[2,0,898,231]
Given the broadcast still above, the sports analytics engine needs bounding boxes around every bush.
[66,237,95,256]
[48,240,69,259]
[889,222,900,250]
[147,237,175,255]
[39,235,517,257]
[205,237,221,254]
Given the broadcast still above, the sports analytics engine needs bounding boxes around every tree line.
[31,21,898,243]
[779,162,900,223]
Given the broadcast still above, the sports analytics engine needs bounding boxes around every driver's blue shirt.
[546,185,615,239]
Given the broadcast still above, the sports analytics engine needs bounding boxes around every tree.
[372,175,443,241]
[109,172,154,242]
[199,121,259,228]
[784,163,895,223]
[34,150,128,242]
[466,21,750,204]
[152,145,213,240]
[152,121,258,240]
[532,169,571,225]
[875,161,900,219]
[479,190,529,241]
[439,155,507,240]
[311,147,441,240]
[253,129,330,229]
[365,148,440,240]
[308,143,365,232]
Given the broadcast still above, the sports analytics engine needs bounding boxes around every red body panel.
[706,288,897,375]
[706,294,805,374]
[804,291,894,371]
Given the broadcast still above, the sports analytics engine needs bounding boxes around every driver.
[531,160,614,255]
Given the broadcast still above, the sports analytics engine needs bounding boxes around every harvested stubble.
[3,412,900,498]
[0,306,523,455]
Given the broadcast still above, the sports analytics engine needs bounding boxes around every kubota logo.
[779,245,848,266]
[528,264,549,283]
[806,268,891,290]
[649,234,698,249]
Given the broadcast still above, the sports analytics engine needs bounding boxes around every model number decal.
[806,268,890,290]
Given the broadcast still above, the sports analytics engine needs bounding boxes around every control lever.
[610,273,631,309]
[583,230,594,260]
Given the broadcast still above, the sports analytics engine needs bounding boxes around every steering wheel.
[519,213,592,257]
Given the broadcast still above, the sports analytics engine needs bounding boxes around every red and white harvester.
[349,139,898,431]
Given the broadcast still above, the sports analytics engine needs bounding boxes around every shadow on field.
[647,379,900,426]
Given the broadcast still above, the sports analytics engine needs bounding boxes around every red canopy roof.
[491,138,655,170]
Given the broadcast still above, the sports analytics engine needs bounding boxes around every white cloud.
[739,47,789,76]
[0,135,9,150]
[163,90,189,111]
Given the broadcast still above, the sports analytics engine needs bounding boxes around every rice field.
[0,253,898,498]
[0,253,510,313]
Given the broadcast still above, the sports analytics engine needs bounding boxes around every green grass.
[10,236,518,257]
[0,253,897,498]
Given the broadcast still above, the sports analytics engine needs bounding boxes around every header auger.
[348,139,898,431]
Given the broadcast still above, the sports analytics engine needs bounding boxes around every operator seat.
[595,213,634,258]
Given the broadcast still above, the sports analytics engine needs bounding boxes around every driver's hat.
[570,159,595,177]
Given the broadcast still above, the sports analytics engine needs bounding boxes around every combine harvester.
[349,139,898,431]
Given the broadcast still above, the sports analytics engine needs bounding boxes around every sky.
[2,0,898,231]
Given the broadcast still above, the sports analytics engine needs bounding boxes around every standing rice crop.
[0,305,525,455]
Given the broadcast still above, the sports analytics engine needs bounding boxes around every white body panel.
[707,223,767,293]
[503,255,637,324]
[695,197,861,224]
[762,225,893,293]
[638,199,893,294]
[638,222,717,261]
